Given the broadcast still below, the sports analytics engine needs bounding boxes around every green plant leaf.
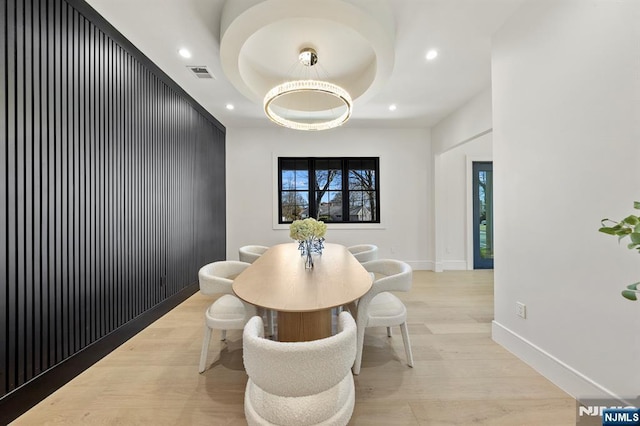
[600,218,622,229]
[618,228,632,237]
[599,202,640,301]
[626,282,640,291]
[599,227,618,235]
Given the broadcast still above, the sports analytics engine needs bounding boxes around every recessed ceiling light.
[388,104,397,111]
[226,104,235,110]
[426,49,438,61]
[178,48,192,59]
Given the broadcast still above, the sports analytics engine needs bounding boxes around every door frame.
[466,156,493,270]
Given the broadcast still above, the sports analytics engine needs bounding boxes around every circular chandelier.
[263,48,353,131]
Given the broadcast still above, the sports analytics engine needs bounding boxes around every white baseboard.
[406,260,474,271]
[406,260,435,271]
[492,321,626,402]
[442,260,467,270]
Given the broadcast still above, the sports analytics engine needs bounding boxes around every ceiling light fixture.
[226,103,235,110]
[389,104,397,111]
[263,48,353,131]
[178,48,192,58]
[426,49,438,61]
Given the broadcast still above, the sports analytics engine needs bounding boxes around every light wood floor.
[13,270,576,425]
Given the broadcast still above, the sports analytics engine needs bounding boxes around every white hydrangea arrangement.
[290,218,327,267]
[289,217,327,242]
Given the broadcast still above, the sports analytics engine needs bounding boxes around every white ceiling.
[85,0,524,129]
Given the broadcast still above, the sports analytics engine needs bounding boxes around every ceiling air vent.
[187,66,215,79]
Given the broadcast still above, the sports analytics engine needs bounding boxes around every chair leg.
[267,310,275,337]
[199,325,213,373]
[400,322,414,368]
[387,327,392,337]
[220,329,227,341]
[258,308,275,337]
[352,324,366,375]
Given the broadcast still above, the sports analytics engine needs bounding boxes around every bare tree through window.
[278,157,379,224]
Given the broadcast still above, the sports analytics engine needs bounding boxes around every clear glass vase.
[304,241,314,269]
[299,239,315,269]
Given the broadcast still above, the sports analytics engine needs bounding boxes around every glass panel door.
[473,162,494,269]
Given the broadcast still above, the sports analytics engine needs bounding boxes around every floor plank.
[12,270,576,425]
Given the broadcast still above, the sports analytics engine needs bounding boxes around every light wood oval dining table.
[232,242,372,342]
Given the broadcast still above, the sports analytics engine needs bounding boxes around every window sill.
[273,222,386,231]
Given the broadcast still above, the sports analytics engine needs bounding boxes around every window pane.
[314,162,342,222]
[281,191,309,222]
[348,168,375,191]
[281,158,309,170]
[317,190,343,222]
[478,170,493,261]
[281,170,295,190]
[347,159,377,221]
[281,168,309,191]
[349,191,376,222]
[315,168,342,190]
[295,170,309,190]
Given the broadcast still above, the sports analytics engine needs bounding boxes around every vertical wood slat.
[13,0,23,390]
[32,0,41,378]
[0,0,8,397]
[1,0,226,399]
[3,0,15,398]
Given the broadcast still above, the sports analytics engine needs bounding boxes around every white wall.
[492,0,640,401]
[439,133,493,270]
[432,86,492,154]
[226,127,433,269]
[432,87,493,271]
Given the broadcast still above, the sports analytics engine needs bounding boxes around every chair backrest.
[198,260,250,296]
[358,259,413,310]
[347,244,378,263]
[238,245,269,264]
[243,311,357,397]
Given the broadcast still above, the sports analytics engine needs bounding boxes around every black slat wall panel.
[1,0,226,401]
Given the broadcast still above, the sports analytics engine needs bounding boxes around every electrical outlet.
[516,301,526,319]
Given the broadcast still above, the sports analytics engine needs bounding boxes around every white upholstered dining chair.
[242,312,357,426]
[347,244,379,263]
[349,259,414,375]
[197,260,256,373]
[238,245,274,337]
[239,245,269,264]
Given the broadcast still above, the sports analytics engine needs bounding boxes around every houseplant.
[598,201,640,301]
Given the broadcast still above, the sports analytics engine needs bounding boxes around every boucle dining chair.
[243,312,357,426]
[238,245,269,264]
[347,244,379,263]
[238,245,274,337]
[198,260,256,373]
[349,259,414,375]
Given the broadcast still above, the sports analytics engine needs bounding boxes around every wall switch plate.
[516,302,526,319]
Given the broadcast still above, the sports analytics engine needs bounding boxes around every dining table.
[232,242,372,342]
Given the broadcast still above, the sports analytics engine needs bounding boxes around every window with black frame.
[278,157,379,224]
